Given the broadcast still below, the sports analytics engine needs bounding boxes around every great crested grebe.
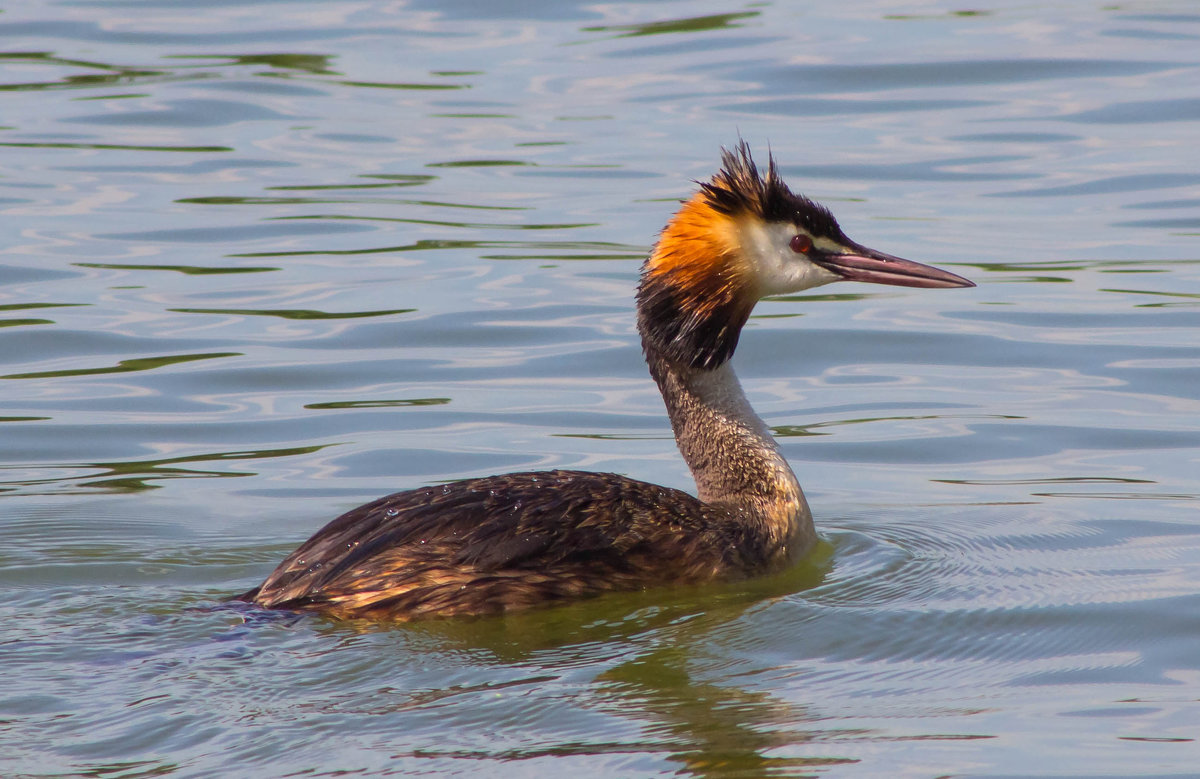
[239,142,974,620]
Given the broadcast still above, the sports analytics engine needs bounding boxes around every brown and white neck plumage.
[637,142,974,562]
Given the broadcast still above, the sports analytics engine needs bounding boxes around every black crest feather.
[702,140,846,241]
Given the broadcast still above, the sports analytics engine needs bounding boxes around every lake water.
[3,0,1200,776]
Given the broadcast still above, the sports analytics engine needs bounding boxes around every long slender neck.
[643,343,815,563]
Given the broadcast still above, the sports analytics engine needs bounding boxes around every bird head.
[636,142,974,369]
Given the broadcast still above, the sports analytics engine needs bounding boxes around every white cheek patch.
[736,220,842,295]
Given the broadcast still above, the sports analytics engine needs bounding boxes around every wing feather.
[246,469,755,617]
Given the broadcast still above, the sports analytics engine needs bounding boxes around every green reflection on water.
[482,252,642,260]
[429,113,515,119]
[885,10,992,19]
[935,476,1155,486]
[0,141,232,152]
[2,352,240,380]
[305,398,450,410]
[88,444,331,493]
[1103,287,1200,306]
[0,52,165,92]
[0,303,88,312]
[0,444,333,494]
[74,92,149,102]
[552,433,669,440]
[771,425,829,438]
[177,195,527,211]
[75,263,278,275]
[597,642,857,776]
[337,80,468,90]
[168,53,335,75]
[426,159,531,168]
[269,214,597,230]
[0,318,53,328]
[233,238,635,260]
[271,174,438,190]
[169,308,413,320]
[582,11,759,38]
[767,292,873,303]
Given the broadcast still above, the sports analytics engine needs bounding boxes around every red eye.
[789,234,812,254]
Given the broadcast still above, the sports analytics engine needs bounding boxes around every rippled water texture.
[3,1,1200,776]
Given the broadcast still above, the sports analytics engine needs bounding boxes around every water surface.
[2,1,1200,776]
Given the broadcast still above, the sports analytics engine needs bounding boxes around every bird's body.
[240,470,778,620]
[240,143,973,620]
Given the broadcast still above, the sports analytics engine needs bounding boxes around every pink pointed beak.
[814,243,975,289]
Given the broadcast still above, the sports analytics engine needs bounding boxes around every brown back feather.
[246,470,771,619]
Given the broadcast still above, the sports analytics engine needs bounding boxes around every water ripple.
[4,1,1200,776]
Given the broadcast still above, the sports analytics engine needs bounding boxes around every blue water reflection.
[2,1,1199,776]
